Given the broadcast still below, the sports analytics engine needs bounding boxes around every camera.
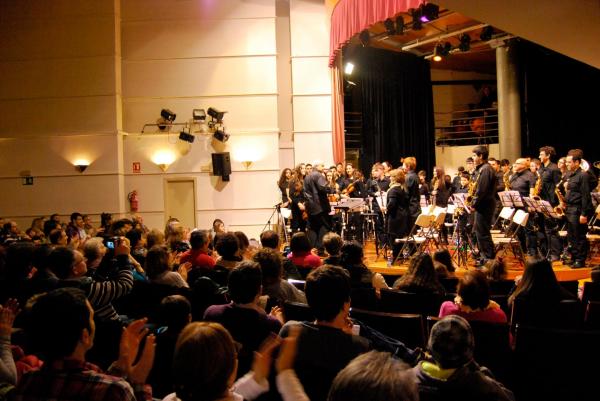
[104,236,121,249]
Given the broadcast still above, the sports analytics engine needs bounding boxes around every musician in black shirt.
[509,158,538,256]
[471,145,497,264]
[538,146,563,261]
[304,162,333,251]
[403,157,421,228]
[564,149,594,268]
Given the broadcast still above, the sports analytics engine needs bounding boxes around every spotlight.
[411,8,422,30]
[432,45,442,62]
[344,80,357,92]
[384,18,396,35]
[395,16,405,35]
[192,109,206,121]
[178,129,195,143]
[359,30,370,46]
[161,109,176,122]
[459,33,471,52]
[441,42,452,56]
[480,26,494,41]
[420,3,439,22]
[213,128,230,143]
[344,62,355,75]
[207,107,227,123]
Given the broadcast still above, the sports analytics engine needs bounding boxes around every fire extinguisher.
[128,190,139,212]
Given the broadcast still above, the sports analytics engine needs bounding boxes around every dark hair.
[112,218,133,236]
[457,166,465,172]
[472,145,489,160]
[433,249,455,273]
[43,219,60,236]
[539,146,556,158]
[227,261,262,304]
[328,351,418,401]
[253,248,283,285]
[567,148,584,162]
[159,295,191,332]
[29,288,91,360]
[4,242,35,280]
[145,245,170,279]
[460,172,471,180]
[48,247,77,279]
[394,254,443,293]
[458,270,490,310]
[278,168,292,187]
[215,232,239,260]
[48,229,65,245]
[340,241,364,266]
[465,157,474,163]
[323,232,343,256]
[126,228,143,248]
[212,219,224,230]
[305,266,350,322]
[259,230,279,249]
[290,232,311,254]
[190,230,209,250]
[484,258,507,281]
[100,212,112,228]
[508,258,563,306]
[233,231,249,251]
[500,159,510,167]
[70,212,82,223]
[173,322,237,401]
[32,244,53,271]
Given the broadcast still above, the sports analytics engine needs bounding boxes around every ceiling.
[346,6,513,75]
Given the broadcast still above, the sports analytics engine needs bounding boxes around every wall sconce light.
[242,161,253,169]
[73,159,90,173]
[151,150,176,173]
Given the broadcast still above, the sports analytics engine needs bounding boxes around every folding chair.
[490,206,516,236]
[394,213,435,263]
[493,209,529,265]
[491,206,516,235]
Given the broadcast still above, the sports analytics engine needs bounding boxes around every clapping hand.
[0,299,19,337]
[116,318,156,384]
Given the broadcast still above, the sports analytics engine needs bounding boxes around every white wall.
[290,0,333,166]
[435,144,500,176]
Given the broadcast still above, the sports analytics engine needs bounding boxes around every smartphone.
[106,241,115,249]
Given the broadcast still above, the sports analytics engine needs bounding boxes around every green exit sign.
[22,176,34,185]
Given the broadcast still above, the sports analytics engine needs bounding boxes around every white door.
[165,179,197,229]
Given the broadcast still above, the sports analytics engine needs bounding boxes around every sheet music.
[452,193,472,214]
[375,191,387,210]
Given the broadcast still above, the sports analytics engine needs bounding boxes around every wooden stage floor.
[362,241,596,282]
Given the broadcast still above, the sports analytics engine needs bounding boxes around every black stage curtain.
[355,47,435,175]
[519,40,600,164]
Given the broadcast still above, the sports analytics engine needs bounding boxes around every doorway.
[164,178,197,229]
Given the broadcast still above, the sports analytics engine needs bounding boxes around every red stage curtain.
[329,0,424,66]
[331,57,345,164]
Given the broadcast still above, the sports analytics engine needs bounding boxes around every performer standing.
[303,162,332,253]
[368,163,390,247]
[509,158,537,256]
[538,146,562,262]
[385,168,409,260]
[403,157,421,229]
[471,145,497,265]
[564,149,594,268]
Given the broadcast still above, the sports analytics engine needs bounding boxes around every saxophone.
[431,177,439,207]
[503,170,511,191]
[465,173,478,207]
[554,177,567,217]
[531,171,542,201]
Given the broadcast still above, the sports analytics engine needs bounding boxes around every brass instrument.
[554,177,567,217]
[531,171,542,201]
[593,161,600,169]
[465,173,478,207]
[503,170,511,191]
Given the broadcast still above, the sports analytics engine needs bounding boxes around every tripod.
[451,214,477,268]
[262,204,289,244]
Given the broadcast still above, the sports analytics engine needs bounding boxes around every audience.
[180,230,216,286]
[439,270,507,324]
[259,230,301,279]
[339,241,388,294]
[214,232,243,270]
[413,315,515,401]
[323,232,343,266]
[280,266,370,401]
[204,261,283,377]
[15,288,155,401]
[253,248,306,305]
[168,321,307,401]
[287,233,322,274]
[393,254,445,296]
[328,351,418,401]
[145,245,189,288]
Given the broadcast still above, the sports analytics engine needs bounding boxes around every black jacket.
[303,171,331,216]
[565,167,594,217]
[406,170,421,218]
[472,162,497,212]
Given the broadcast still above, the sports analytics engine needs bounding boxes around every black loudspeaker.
[212,152,231,181]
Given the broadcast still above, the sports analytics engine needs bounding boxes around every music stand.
[591,192,600,207]
[261,203,289,244]
[450,194,476,267]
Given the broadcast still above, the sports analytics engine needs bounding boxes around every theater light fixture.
[432,45,442,62]
[411,8,423,30]
[384,18,396,35]
[192,109,206,121]
[459,33,471,52]
[73,159,90,173]
[480,26,494,41]
[157,108,176,131]
[178,128,195,143]
[420,3,439,22]
[359,30,370,46]
[207,107,226,123]
[396,16,405,35]
[344,62,355,75]
[213,128,230,143]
